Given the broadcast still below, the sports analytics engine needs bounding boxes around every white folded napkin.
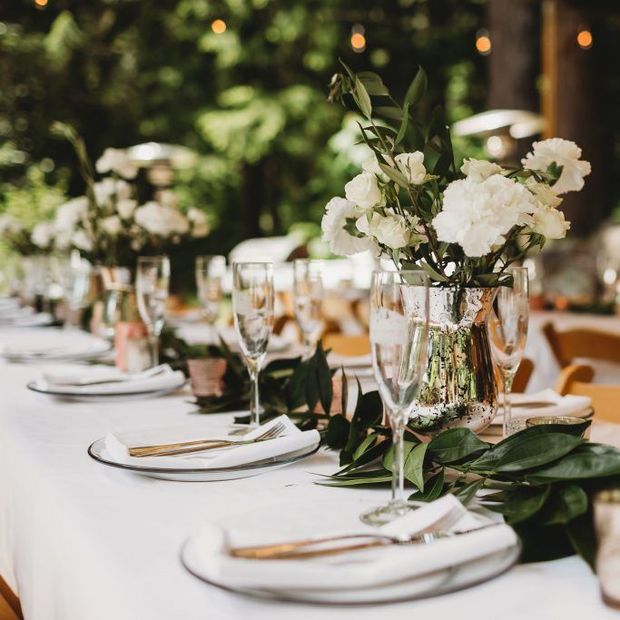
[102,415,320,470]
[0,333,110,360]
[491,389,592,426]
[36,364,185,395]
[186,495,517,591]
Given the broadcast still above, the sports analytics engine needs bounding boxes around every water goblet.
[488,266,530,437]
[195,255,226,341]
[232,262,274,427]
[293,259,324,357]
[136,255,170,367]
[361,269,430,526]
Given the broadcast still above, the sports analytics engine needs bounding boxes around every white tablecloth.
[0,328,617,620]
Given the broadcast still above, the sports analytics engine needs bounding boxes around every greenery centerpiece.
[321,65,591,433]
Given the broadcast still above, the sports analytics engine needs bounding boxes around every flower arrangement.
[322,66,591,287]
[49,123,209,267]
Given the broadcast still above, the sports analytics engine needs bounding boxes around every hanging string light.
[351,23,366,53]
[33,0,48,8]
[577,25,593,50]
[211,19,227,34]
[475,28,491,55]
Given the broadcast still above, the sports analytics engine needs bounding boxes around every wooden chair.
[555,364,620,423]
[512,358,534,393]
[0,576,21,620]
[322,334,370,357]
[542,322,620,368]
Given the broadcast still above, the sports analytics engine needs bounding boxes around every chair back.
[322,334,370,357]
[542,322,620,367]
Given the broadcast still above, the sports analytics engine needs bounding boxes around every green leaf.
[354,77,372,119]
[314,341,333,415]
[566,513,596,570]
[324,414,350,449]
[418,261,449,283]
[395,102,409,145]
[410,468,445,502]
[502,485,550,524]
[404,66,427,108]
[493,434,583,473]
[404,442,428,491]
[428,428,488,463]
[383,440,416,473]
[357,71,390,96]
[353,432,378,461]
[378,162,409,188]
[318,471,393,487]
[453,478,485,506]
[374,106,403,121]
[541,484,589,525]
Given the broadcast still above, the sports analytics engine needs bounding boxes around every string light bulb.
[577,26,593,50]
[475,29,491,55]
[34,0,48,8]
[351,23,366,53]
[211,19,227,34]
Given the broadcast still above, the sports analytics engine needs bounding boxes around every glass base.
[359,500,420,526]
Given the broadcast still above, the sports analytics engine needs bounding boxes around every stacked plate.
[0,298,53,328]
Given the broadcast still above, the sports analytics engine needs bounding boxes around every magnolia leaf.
[541,484,588,525]
[502,485,550,524]
[566,514,596,570]
[354,77,372,119]
[353,432,379,461]
[374,106,404,121]
[383,440,416,473]
[493,434,583,473]
[404,442,428,491]
[428,427,488,463]
[453,478,485,506]
[418,261,449,283]
[404,66,427,108]
[324,414,349,449]
[357,71,390,96]
[315,341,333,415]
[378,162,409,188]
[410,468,445,502]
[395,102,410,145]
[318,473,393,487]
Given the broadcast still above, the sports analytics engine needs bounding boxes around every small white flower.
[362,156,388,182]
[522,138,591,194]
[95,148,138,180]
[344,172,383,209]
[54,196,89,233]
[321,197,372,256]
[524,178,562,209]
[460,158,504,182]
[116,199,137,220]
[31,222,54,249]
[71,229,93,252]
[372,213,411,250]
[532,206,570,239]
[0,214,23,235]
[187,208,209,237]
[134,201,190,236]
[394,151,427,185]
[101,215,122,236]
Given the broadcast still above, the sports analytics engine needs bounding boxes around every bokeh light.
[577,28,593,50]
[476,31,491,55]
[33,0,48,8]
[211,19,227,34]
[351,33,366,53]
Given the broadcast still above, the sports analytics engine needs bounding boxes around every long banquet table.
[0,327,618,620]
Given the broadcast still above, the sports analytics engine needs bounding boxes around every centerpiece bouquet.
[322,65,591,433]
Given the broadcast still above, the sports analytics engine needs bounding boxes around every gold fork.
[229,504,469,560]
[128,421,286,458]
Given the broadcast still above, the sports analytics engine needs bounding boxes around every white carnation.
[116,199,137,220]
[460,158,504,182]
[31,222,55,249]
[344,172,383,209]
[394,151,426,185]
[72,229,93,252]
[94,178,132,206]
[95,148,138,180]
[432,175,537,257]
[54,196,88,232]
[525,179,562,209]
[101,215,122,236]
[522,138,591,194]
[188,208,209,237]
[134,201,190,236]
[532,206,570,239]
[321,197,371,256]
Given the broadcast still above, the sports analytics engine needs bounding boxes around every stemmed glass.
[488,266,530,437]
[232,262,274,427]
[136,255,170,367]
[293,259,324,357]
[362,270,430,526]
[195,255,226,341]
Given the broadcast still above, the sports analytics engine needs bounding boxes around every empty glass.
[136,255,170,367]
[362,270,430,526]
[488,266,530,436]
[232,262,274,427]
[195,255,226,341]
[293,259,324,357]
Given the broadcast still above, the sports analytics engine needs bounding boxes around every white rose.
[134,201,190,236]
[344,172,383,209]
[188,208,209,237]
[460,158,504,182]
[321,197,372,256]
[101,215,122,236]
[372,214,411,250]
[31,222,54,249]
[522,138,591,194]
[72,229,93,252]
[93,178,132,206]
[116,199,137,220]
[394,151,427,185]
[95,148,138,180]
[362,156,388,182]
[532,206,570,239]
[54,196,89,232]
[524,179,562,209]
[432,175,537,257]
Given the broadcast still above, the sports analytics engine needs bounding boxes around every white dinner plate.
[27,378,186,402]
[181,535,520,604]
[87,439,320,481]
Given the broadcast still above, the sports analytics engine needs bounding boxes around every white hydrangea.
[321,197,372,256]
[394,151,426,185]
[187,208,209,237]
[460,158,504,182]
[134,201,190,236]
[344,172,383,209]
[95,148,138,180]
[432,175,537,257]
[531,206,570,239]
[522,138,591,194]
[31,222,55,249]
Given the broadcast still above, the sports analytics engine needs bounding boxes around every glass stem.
[303,332,314,359]
[391,422,406,505]
[248,361,261,427]
[149,332,159,367]
[502,373,514,437]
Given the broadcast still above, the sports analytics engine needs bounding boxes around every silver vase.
[410,287,498,435]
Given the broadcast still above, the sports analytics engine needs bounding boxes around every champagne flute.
[362,270,430,526]
[136,255,170,367]
[232,262,274,427]
[488,266,530,437]
[195,255,226,342]
[293,259,324,357]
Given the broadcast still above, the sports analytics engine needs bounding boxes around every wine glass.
[362,270,430,526]
[136,255,170,367]
[293,259,324,357]
[232,262,274,427]
[488,266,530,437]
[195,255,226,341]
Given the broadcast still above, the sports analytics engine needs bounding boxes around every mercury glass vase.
[409,287,498,435]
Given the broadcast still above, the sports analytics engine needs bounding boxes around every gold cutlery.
[229,504,477,560]
[511,401,557,409]
[128,421,286,458]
